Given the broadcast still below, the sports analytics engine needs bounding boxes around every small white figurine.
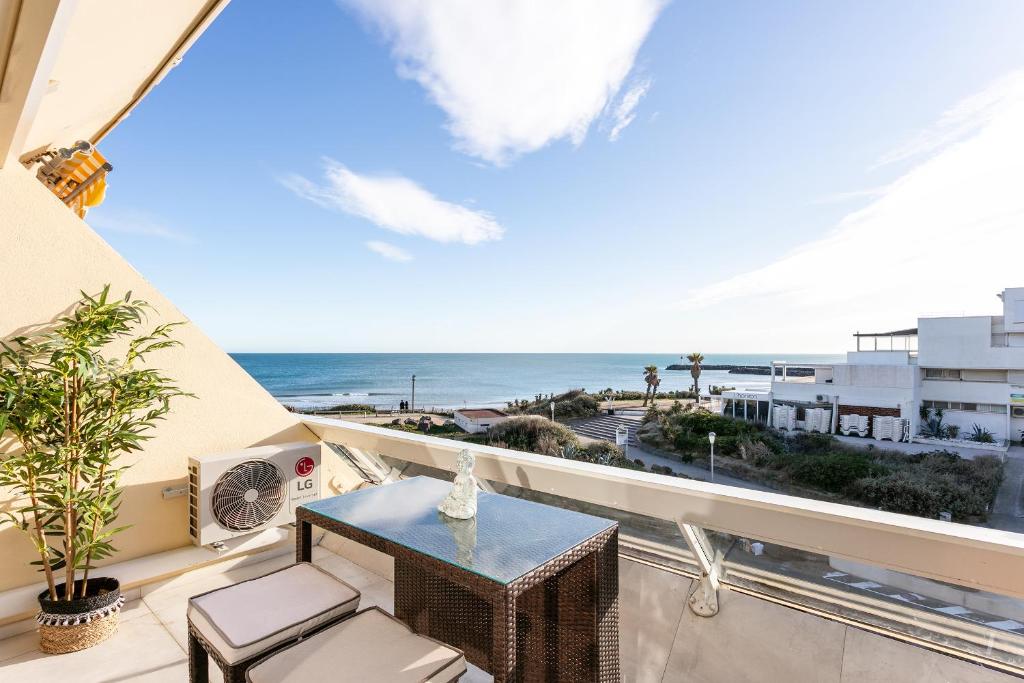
[438,449,478,519]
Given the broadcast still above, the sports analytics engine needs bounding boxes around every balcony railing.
[301,415,1024,674]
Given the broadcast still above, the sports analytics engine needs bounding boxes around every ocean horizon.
[231,353,845,411]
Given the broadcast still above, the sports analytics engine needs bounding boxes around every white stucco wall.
[846,350,914,365]
[773,364,914,410]
[921,380,1012,405]
[1002,287,1024,333]
[939,410,1008,442]
[1011,416,1024,443]
[0,164,360,592]
[918,316,1024,370]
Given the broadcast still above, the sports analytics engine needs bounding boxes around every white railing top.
[301,416,1024,600]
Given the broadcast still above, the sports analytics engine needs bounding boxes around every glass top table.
[301,476,616,585]
[296,475,621,681]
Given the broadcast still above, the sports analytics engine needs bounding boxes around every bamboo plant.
[0,286,188,600]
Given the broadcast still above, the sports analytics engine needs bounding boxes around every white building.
[725,287,1024,444]
[453,408,509,434]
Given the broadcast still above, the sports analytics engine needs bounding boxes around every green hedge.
[643,410,1004,521]
[852,452,1003,519]
[487,416,579,453]
[507,389,600,420]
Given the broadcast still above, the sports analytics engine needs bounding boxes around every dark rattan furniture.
[297,476,620,682]
[187,562,360,683]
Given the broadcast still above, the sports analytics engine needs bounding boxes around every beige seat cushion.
[246,607,467,683]
[188,562,360,664]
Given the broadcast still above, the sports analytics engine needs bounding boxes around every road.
[989,445,1024,534]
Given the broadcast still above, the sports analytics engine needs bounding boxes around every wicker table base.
[297,511,620,683]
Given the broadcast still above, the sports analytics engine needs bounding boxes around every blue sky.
[89,0,1024,353]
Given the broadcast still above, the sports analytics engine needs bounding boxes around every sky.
[88,0,1024,353]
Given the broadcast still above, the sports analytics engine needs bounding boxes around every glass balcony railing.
[306,415,1024,676]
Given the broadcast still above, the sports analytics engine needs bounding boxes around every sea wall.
[666,364,815,376]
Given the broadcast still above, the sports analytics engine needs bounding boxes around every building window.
[961,369,1009,382]
[924,368,961,380]
[924,368,1008,382]
[923,400,1008,414]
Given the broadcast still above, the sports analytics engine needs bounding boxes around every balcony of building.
[3,419,1021,681]
[1,4,1023,681]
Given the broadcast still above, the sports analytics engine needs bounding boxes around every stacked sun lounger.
[803,408,833,433]
[872,415,909,442]
[839,414,869,437]
[895,417,908,441]
[872,415,894,441]
[773,405,796,430]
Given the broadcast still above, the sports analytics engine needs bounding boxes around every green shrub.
[788,452,882,493]
[786,431,837,455]
[487,416,579,453]
[969,424,996,443]
[851,472,944,518]
[509,389,600,420]
[662,409,781,458]
[375,422,464,437]
[570,441,644,470]
[642,410,1005,521]
[851,452,1002,520]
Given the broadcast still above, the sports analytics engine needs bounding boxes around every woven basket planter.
[37,577,124,654]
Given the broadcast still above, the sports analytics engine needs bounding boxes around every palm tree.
[686,352,704,398]
[642,365,659,406]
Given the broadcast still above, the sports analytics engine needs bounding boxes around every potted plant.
[0,287,188,653]
[969,424,996,444]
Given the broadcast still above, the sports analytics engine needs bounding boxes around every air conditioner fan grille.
[211,459,286,531]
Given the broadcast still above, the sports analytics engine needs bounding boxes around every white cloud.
[281,159,504,244]
[366,240,413,262]
[679,70,1024,327]
[875,69,1024,167]
[809,185,889,205]
[339,0,665,164]
[88,209,193,243]
[608,78,651,141]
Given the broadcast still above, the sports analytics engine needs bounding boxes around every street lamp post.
[615,425,629,460]
[708,431,716,483]
[411,374,416,412]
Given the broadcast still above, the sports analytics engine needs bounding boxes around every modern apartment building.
[742,287,1024,443]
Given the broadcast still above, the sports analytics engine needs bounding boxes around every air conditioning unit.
[188,442,321,546]
[1012,405,1024,418]
[816,394,830,403]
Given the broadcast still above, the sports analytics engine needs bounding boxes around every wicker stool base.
[39,612,119,654]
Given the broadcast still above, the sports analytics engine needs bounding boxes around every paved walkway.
[989,446,1024,534]
[626,444,775,492]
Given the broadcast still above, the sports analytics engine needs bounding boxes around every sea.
[231,353,845,411]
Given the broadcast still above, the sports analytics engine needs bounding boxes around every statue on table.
[438,449,478,519]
